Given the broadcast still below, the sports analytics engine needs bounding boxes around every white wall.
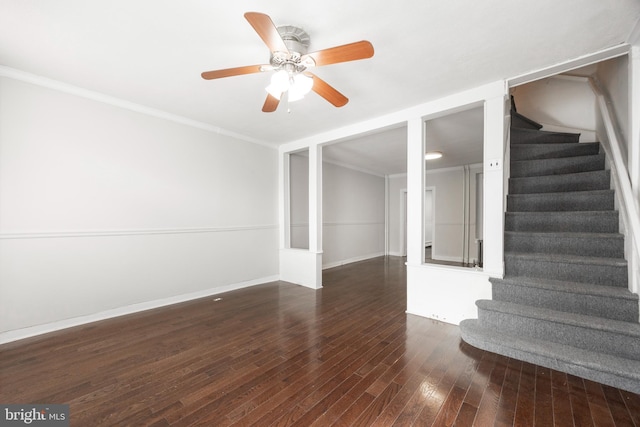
[322,162,385,268]
[289,152,309,249]
[425,168,463,261]
[424,165,481,263]
[596,56,631,170]
[387,174,407,256]
[513,75,597,138]
[0,76,279,341]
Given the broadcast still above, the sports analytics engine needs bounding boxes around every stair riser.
[509,170,610,194]
[492,282,638,322]
[477,308,640,361]
[504,257,628,287]
[511,143,600,161]
[511,129,580,144]
[505,212,619,233]
[511,155,604,178]
[507,191,614,212]
[505,234,624,258]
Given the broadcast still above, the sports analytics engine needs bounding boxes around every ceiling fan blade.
[244,12,289,53]
[201,65,266,80]
[309,73,348,107]
[302,41,374,67]
[262,93,280,112]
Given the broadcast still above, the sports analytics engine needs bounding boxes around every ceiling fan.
[201,12,374,112]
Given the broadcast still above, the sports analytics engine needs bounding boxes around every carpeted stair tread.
[507,189,614,212]
[505,251,627,267]
[505,211,619,233]
[504,252,628,287]
[511,153,605,178]
[475,299,640,360]
[509,170,610,194]
[511,142,600,161]
[490,276,639,322]
[459,319,640,393]
[504,231,624,258]
[511,127,580,144]
[491,276,637,300]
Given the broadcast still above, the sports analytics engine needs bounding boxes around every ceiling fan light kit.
[265,70,313,101]
[201,12,374,112]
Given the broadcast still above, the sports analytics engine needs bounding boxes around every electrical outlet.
[487,159,501,170]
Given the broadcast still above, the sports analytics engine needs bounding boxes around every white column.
[309,144,323,254]
[278,150,290,249]
[482,94,507,277]
[406,117,424,266]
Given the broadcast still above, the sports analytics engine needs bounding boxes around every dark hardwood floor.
[1,256,639,426]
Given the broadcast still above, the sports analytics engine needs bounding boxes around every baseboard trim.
[0,275,280,345]
[322,252,386,270]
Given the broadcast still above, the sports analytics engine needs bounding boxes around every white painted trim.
[384,176,389,255]
[590,78,640,297]
[627,16,640,45]
[322,157,386,178]
[426,163,483,175]
[0,65,275,149]
[423,186,436,254]
[323,221,385,227]
[399,189,408,257]
[630,46,640,201]
[388,172,407,179]
[280,81,505,151]
[407,118,425,266]
[322,252,386,270]
[508,44,630,88]
[0,224,278,240]
[431,255,464,263]
[0,274,280,345]
[309,145,323,254]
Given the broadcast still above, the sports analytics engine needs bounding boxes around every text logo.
[0,405,69,426]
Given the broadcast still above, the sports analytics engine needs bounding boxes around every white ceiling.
[1,1,639,175]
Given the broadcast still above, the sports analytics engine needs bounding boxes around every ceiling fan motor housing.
[270,25,313,72]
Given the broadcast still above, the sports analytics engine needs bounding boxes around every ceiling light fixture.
[425,151,443,160]
[265,71,313,101]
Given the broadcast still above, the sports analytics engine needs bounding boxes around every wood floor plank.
[494,357,522,426]
[602,385,636,427]
[567,374,595,427]
[551,369,574,426]
[1,256,638,426]
[474,354,508,426]
[584,380,616,427]
[534,366,554,426]
[513,361,536,427]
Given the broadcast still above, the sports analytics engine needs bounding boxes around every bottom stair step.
[475,299,640,360]
[459,319,640,393]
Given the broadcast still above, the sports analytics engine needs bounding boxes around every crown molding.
[0,66,277,149]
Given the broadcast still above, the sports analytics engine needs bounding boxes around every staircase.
[460,108,640,393]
